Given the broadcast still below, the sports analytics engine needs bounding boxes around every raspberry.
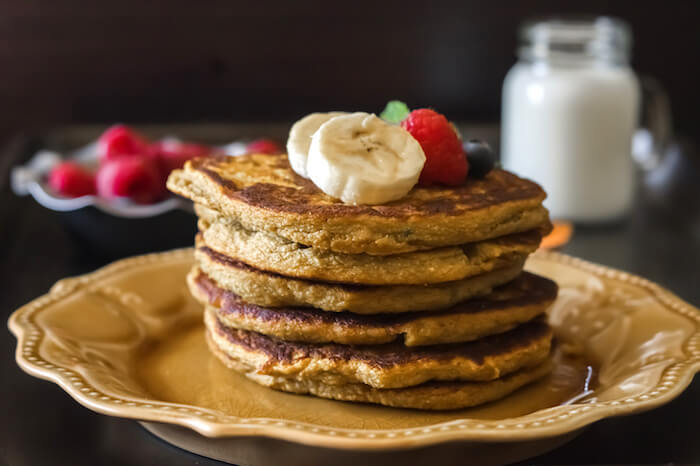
[149,140,215,176]
[97,125,149,163]
[401,109,468,186]
[246,138,283,155]
[96,157,165,204]
[47,162,96,197]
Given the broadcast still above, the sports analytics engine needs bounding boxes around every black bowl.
[55,203,197,260]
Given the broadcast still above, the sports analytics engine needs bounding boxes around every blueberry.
[464,139,496,179]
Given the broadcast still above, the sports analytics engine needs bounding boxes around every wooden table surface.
[1,127,698,465]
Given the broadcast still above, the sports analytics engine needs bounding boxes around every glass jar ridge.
[518,16,632,66]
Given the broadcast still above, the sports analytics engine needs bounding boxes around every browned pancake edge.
[189,154,546,219]
[193,269,558,328]
[210,316,553,369]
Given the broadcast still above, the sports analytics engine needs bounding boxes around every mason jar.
[501,17,640,222]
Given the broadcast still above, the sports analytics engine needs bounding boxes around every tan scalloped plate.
[8,249,700,466]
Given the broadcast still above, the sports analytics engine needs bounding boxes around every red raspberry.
[246,138,283,155]
[97,125,149,163]
[401,109,468,186]
[149,140,215,176]
[96,157,165,204]
[47,162,96,197]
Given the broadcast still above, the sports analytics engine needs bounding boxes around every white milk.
[501,18,640,222]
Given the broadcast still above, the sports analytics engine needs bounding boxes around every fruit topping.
[401,109,468,186]
[149,140,214,176]
[380,100,410,124]
[97,124,149,163]
[96,157,165,204]
[464,140,497,179]
[287,113,348,178]
[88,125,221,204]
[306,112,425,204]
[48,162,96,197]
[246,138,284,155]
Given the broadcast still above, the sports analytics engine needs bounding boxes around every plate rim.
[8,248,700,450]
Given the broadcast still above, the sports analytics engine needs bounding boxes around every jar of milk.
[501,17,640,222]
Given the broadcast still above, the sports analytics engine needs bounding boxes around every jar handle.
[633,76,673,170]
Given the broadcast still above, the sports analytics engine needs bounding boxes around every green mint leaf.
[380,100,410,124]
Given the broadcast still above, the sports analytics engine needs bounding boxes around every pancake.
[190,269,557,346]
[206,331,553,410]
[195,245,524,313]
[196,205,540,285]
[167,153,550,255]
[204,309,553,389]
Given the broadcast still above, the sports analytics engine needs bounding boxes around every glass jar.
[501,17,640,222]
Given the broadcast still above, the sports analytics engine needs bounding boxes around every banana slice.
[287,112,347,178]
[307,112,425,205]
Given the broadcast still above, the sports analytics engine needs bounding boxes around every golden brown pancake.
[167,153,550,255]
[195,204,540,285]
[190,269,557,346]
[194,245,524,313]
[204,309,553,389]
[206,331,553,410]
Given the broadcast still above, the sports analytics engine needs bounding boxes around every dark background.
[0,0,698,145]
[2,2,700,465]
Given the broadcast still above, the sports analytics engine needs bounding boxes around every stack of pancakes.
[167,153,557,410]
